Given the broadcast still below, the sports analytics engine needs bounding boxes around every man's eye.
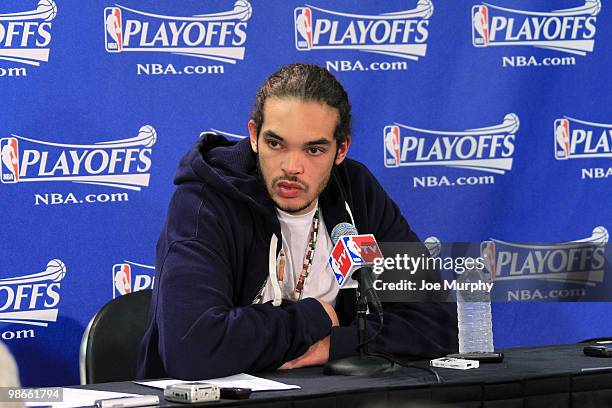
[267,140,280,149]
[308,147,324,156]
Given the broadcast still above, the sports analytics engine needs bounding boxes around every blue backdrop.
[0,0,610,386]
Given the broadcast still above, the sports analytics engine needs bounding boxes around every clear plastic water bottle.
[456,265,494,353]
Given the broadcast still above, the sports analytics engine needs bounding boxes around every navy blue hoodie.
[137,134,457,380]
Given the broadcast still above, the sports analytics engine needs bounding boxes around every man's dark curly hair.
[251,63,352,145]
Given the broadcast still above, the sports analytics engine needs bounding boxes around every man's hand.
[279,336,330,369]
[278,299,337,370]
[317,299,339,327]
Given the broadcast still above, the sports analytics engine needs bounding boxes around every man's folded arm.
[155,238,332,380]
[329,301,458,360]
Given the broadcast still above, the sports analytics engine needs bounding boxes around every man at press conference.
[137,63,457,380]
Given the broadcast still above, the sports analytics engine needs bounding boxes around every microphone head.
[424,236,441,258]
[331,222,358,245]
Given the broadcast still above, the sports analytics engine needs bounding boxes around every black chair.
[79,289,152,384]
[578,337,612,343]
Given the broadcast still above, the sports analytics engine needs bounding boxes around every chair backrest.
[79,289,152,384]
[578,337,612,343]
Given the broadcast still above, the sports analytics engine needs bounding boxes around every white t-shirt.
[261,203,340,306]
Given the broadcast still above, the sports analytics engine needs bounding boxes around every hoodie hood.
[175,133,288,307]
[175,133,275,216]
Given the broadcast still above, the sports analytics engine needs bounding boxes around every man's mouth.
[276,180,304,198]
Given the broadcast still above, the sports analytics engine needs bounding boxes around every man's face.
[248,97,350,215]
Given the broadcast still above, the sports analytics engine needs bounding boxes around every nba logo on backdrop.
[0,0,57,72]
[555,118,571,159]
[294,8,313,50]
[384,126,401,167]
[0,138,19,183]
[113,264,132,296]
[471,5,489,46]
[112,261,154,298]
[104,8,123,52]
[554,117,612,160]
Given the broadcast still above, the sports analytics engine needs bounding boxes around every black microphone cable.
[366,351,444,383]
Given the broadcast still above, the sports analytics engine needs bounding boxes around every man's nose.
[281,150,304,175]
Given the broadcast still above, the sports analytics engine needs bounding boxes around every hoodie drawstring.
[344,201,356,226]
[268,234,282,307]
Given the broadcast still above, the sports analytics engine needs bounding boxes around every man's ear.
[335,137,351,165]
[247,120,258,153]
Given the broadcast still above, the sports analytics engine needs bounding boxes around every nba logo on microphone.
[113,263,132,297]
[330,243,351,285]
[554,119,571,159]
[384,126,401,168]
[329,235,383,287]
[343,236,364,264]
[294,7,312,50]
[344,235,383,264]
[1,138,19,183]
[472,5,489,46]
[105,7,123,52]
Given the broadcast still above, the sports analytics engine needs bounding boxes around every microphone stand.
[324,269,394,376]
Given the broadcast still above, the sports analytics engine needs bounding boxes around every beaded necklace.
[277,207,320,301]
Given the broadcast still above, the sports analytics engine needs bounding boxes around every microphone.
[328,223,383,313]
[324,223,393,376]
